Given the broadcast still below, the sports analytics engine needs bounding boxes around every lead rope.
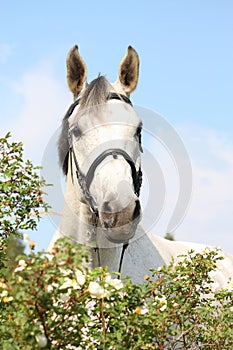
[94,237,128,278]
[91,210,101,267]
[94,246,101,267]
[118,242,129,278]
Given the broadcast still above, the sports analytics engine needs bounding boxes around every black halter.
[67,93,143,273]
[68,93,142,208]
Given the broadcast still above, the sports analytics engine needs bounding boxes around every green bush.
[0,133,50,276]
[0,133,232,349]
[1,238,232,349]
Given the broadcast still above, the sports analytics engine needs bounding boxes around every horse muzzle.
[99,199,141,243]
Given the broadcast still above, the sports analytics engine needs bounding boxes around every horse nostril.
[103,201,111,213]
[133,200,141,221]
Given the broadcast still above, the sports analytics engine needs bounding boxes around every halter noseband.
[86,148,142,197]
[67,93,143,273]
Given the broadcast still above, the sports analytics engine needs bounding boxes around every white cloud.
[173,124,233,254]
[0,43,12,63]
[2,62,70,163]
[143,122,233,254]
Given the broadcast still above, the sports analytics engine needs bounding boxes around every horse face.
[69,100,142,243]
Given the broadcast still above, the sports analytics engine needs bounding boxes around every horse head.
[58,45,142,245]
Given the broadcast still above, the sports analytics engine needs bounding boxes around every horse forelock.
[58,75,112,175]
[79,75,111,110]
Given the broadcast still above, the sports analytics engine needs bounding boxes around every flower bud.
[35,333,47,348]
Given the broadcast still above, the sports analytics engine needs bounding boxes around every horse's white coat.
[49,45,233,287]
[49,218,233,286]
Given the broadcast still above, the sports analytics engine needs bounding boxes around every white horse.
[49,45,233,286]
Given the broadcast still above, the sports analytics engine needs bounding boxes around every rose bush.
[0,133,50,278]
[0,134,232,349]
[1,238,232,349]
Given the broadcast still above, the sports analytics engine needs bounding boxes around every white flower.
[59,268,73,276]
[134,305,149,315]
[88,276,123,299]
[88,281,105,299]
[141,306,149,314]
[155,295,167,311]
[23,234,31,243]
[18,259,27,268]
[160,305,167,311]
[47,283,59,293]
[2,294,13,303]
[102,274,124,290]
[108,278,124,290]
[0,290,8,298]
[35,333,47,348]
[0,290,14,302]
[59,293,70,303]
[160,304,167,311]
[60,277,80,290]
[47,285,53,293]
[14,259,27,272]
[172,301,179,308]
[104,273,112,282]
[174,274,188,282]
[75,269,86,286]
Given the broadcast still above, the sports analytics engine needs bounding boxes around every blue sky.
[1,1,233,253]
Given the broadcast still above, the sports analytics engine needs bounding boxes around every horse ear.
[66,45,87,97]
[118,46,139,95]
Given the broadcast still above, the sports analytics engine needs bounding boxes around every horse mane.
[58,75,111,175]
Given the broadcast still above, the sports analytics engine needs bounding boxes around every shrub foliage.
[0,133,232,349]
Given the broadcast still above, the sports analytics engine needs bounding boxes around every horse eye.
[71,126,81,138]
